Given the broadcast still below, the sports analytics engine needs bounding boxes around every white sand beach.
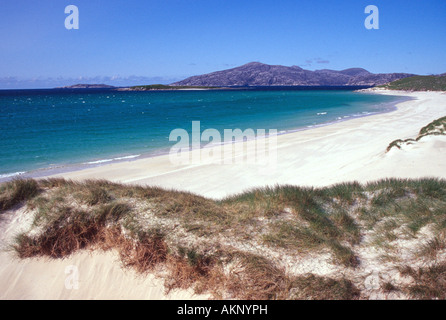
[1,90,445,299]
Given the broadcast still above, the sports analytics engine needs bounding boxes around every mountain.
[172,62,415,87]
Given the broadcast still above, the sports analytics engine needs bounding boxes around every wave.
[84,154,140,165]
[0,171,25,179]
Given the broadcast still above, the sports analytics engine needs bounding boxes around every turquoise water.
[0,88,403,179]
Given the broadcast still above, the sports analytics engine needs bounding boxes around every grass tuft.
[0,179,40,212]
[290,274,360,300]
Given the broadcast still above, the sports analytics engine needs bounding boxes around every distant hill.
[118,84,218,91]
[172,62,415,87]
[57,84,116,89]
[379,75,446,91]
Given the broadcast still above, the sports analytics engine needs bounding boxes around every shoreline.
[40,89,446,199]
[0,91,409,183]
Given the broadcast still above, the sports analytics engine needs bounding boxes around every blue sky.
[1,0,445,88]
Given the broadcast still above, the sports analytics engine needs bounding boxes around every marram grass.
[2,177,446,299]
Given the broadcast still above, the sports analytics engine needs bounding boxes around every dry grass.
[117,230,168,273]
[0,179,40,212]
[223,252,291,300]
[3,177,446,299]
[290,274,360,300]
[399,263,446,299]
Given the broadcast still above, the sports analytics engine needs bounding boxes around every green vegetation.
[2,177,446,299]
[128,84,218,91]
[419,116,446,137]
[387,116,446,151]
[379,75,446,91]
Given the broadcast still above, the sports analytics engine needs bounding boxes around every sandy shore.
[1,89,446,300]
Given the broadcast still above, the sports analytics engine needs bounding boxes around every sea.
[0,87,407,181]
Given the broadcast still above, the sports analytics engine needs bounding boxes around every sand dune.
[0,205,210,300]
[1,90,445,299]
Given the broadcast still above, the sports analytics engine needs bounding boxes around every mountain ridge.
[172,62,415,87]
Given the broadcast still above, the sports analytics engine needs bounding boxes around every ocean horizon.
[0,87,406,180]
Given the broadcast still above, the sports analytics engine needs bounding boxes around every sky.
[1,0,445,88]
